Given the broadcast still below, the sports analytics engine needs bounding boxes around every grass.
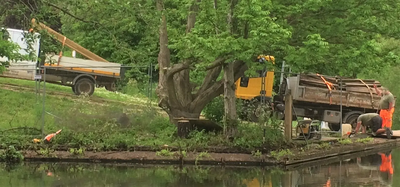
[0,77,286,152]
[0,77,157,106]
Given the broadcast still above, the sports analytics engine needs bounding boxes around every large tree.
[5,0,400,125]
[156,0,290,122]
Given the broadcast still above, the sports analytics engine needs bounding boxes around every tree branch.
[190,60,247,112]
[165,63,191,78]
[205,57,227,70]
[44,2,97,24]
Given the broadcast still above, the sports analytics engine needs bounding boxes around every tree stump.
[177,120,193,138]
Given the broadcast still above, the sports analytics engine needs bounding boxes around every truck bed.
[45,55,121,78]
[286,74,382,110]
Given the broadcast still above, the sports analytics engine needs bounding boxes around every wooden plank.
[32,18,109,63]
[295,86,380,109]
[45,55,121,77]
[374,130,400,139]
[344,83,381,87]
[345,87,377,94]
[300,79,339,87]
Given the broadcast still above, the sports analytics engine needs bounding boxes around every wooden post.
[281,171,293,187]
[284,90,293,142]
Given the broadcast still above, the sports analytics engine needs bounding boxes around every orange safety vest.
[380,108,394,128]
[380,154,394,175]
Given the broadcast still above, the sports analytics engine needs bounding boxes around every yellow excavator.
[235,55,276,122]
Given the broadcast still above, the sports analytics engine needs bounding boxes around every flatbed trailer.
[42,54,122,95]
[1,19,125,96]
[274,73,383,131]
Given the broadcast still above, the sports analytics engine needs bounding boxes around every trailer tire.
[328,123,340,131]
[74,78,95,96]
[343,111,363,129]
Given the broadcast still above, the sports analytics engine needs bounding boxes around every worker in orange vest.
[374,85,395,133]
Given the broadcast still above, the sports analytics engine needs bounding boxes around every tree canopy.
[2,0,400,121]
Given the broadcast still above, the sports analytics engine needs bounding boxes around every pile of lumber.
[299,74,382,94]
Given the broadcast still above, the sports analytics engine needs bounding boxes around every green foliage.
[156,149,174,157]
[338,138,353,145]
[251,150,262,158]
[0,78,287,154]
[202,96,224,123]
[69,147,85,155]
[270,149,293,160]
[318,142,331,150]
[0,145,24,163]
[0,31,27,68]
[356,137,373,144]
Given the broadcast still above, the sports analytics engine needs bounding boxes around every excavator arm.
[30,18,109,63]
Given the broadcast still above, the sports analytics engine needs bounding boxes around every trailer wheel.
[343,111,363,129]
[328,123,340,131]
[74,78,95,96]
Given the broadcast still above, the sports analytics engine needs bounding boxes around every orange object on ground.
[380,108,394,128]
[44,129,62,142]
[380,154,394,175]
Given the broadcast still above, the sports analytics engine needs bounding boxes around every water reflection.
[0,150,398,187]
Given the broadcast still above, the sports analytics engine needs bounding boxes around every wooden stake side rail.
[294,86,380,109]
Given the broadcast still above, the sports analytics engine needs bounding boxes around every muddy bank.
[17,138,400,168]
[22,150,278,167]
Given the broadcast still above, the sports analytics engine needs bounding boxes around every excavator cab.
[235,55,275,101]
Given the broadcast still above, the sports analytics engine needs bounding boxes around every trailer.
[0,19,125,96]
[273,73,383,131]
[43,54,122,95]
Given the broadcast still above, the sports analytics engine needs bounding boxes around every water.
[2,149,399,187]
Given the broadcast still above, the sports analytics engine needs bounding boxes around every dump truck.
[235,56,384,131]
[0,19,125,96]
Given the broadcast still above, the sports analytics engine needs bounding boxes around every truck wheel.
[343,111,363,129]
[105,82,116,91]
[74,78,95,96]
[328,123,340,131]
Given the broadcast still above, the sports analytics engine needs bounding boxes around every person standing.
[374,85,395,132]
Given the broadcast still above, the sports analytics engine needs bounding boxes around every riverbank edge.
[15,138,399,168]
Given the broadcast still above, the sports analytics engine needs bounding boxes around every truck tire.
[74,78,95,96]
[328,123,340,131]
[343,111,363,129]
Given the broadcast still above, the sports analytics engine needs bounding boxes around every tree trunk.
[223,62,238,138]
[155,0,248,130]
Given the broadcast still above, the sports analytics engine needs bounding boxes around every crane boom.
[31,18,109,63]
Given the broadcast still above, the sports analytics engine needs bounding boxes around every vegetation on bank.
[0,78,286,156]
